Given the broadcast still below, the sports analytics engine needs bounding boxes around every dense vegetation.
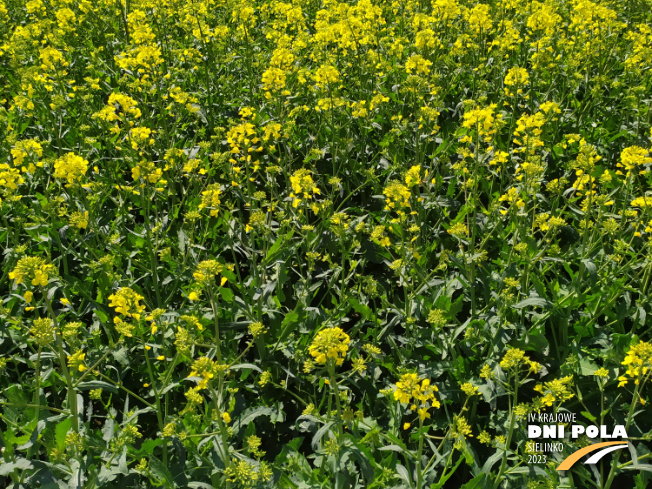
[2,0,652,487]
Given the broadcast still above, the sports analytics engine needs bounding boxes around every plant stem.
[602,383,640,489]
[416,418,425,489]
[493,381,518,489]
[44,295,80,443]
[208,286,223,363]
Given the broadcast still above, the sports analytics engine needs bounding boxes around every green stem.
[208,286,222,363]
[138,328,168,465]
[210,377,232,489]
[96,371,154,408]
[416,418,425,489]
[603,382,641,489]
[44,290,79,434]
[327,361,343,436]
[143,186,162,307]
[493,381,518,489]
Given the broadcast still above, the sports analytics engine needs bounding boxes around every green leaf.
[219,286,234,303]
[581,411,597,423]
[623,465,652,473]
[276,309,299,344]
[178,229,187,254]
[233,406,280,432]
[149,455,176,488]
[0,458,33,476]
[78,380,118,394]
[93,309,108,322]
[482,451,503,475]
[55,418,72,451]
[112,347,129,366]
[135,438,163,457]
[311,421,335,451]
[348,297,374,320]
[230,363,263,373]
[264,231,293,264]
[431,455,463,488]
[512,297,550,309]
[460,474,485,489]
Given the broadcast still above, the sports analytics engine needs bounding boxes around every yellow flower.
[308,327,350,366]
[533,376,574,406]
[593,367,609,378]
[222,412,231,424]
[478,431,492,445]
[500,348,539,375]
[394,372,440,421]
[193,260,226,286]
[453,415,473,438]
[9,256,57,287]
[460,382,479,396]
[11,139,43,172]
[631,196,652,208]
[618,146,652,177]
[198,184,222,217]
[405,54,432,75]
[108,287,146,320]
[461,104,504,143]
[24,291,33,303]
[30,318,54,346]
[480,364,494,379]
[290,169,320,208]
[405,167,422,188]
[418,407,431,421]
[447,222,469,238]
[620,341,652,388]
[503,67,530,96]
[53,153,89,186]
[352,357,367,374]
[67,350,86,372]
[383,180,411,213]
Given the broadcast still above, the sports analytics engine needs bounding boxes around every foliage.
[1,0,652,487]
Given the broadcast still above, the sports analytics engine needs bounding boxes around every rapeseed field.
[1,0,652,487]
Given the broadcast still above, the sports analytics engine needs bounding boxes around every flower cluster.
[108,287,146,321]
[53,153,89,186]
[95,92,141,123]
[188,356,224,390]
[290,169,320,208]
[67,350,86,372]
[503,67,530,97]
[618,341,652,388]
[9,256,57,287]
[618,146,652,177]
[198,184,222,217]
[308,327,350,366]
[383,180,411,215]
[461,104,505,144]
[11,139,43,172]
[30,318,55,347]
[394,373,440,421]
[499,348,541,376]
[533,376,574,406]
[193,260,227,287]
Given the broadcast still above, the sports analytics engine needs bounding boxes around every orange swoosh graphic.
[557,441,628,471]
